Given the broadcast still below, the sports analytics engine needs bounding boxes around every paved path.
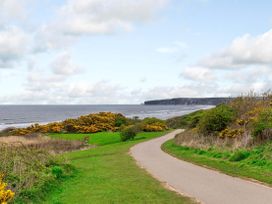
[130,130,272,204]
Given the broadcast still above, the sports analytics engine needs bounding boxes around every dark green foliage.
[229,150,250,162]
[166,110,205,129]
[198,104,235,136]
[52,166,64,179]
[120,126,140,141]
[114,114,128,127]
[253,108,272,140]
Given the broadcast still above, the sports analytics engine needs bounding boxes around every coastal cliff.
[144,97,231,105]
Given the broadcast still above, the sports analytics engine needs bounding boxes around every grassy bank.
[46,132,194,204]
[162,139,272,186]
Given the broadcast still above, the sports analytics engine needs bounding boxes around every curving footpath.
[130,129,272,204]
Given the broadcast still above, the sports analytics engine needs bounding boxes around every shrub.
[10,112,128,135]
[198,104,235,136]
[229,150,250,162]
[114,114,128,127]
[0,174,15,204]
[120,126,139,141]
[252,108,272,140]
[166,110,205,129]
[51,166,63,179]
[219,128,244,138]
[141,118,167,132]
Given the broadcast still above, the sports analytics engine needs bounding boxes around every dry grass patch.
[0,134,91,153]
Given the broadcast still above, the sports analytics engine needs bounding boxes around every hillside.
[163,95,272,185]
[144,97,231,105]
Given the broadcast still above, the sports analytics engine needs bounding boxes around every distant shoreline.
[144,97,231,106]
[0,104,213,131]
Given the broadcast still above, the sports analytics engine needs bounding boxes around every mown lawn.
[162,139,272,186]
[46,132,194,204]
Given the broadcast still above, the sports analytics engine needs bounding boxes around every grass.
[162,139,272,186]
[45,132,194,204]
[49,132,122,146]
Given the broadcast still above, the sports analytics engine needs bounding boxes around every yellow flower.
[0,174,15,204]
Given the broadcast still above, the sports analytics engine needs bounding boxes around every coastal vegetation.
[4,112,168,136]
[0,174,14,204]
[163,94,272,185]
[0,112,190,203]
[0,138,75,203]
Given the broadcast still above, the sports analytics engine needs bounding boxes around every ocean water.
[0,105,212,130]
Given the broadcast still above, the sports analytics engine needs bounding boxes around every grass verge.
[46,132,194,204]
[162,139,272,186]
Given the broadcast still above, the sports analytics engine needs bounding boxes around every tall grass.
[0,138,76,203]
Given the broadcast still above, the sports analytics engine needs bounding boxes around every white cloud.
[199,29,272,69]
[51,0,169,36]
[0,26,30,68]
[51,53,82,76]
[176,29,272,98]
[181,66,214,81]
[0,0,29,23]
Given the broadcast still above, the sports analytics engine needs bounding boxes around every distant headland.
[144,97,232,105]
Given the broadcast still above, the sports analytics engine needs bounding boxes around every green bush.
[229,150,250,162]
[198,104,235,136]
[120,126,140,141]
[252,108,272,140]
[114,114,128,127]
[51,166,64,179]
[166,110,205,129]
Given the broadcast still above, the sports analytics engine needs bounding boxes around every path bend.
[130,129,272,204]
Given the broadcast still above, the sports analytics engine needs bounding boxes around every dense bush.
[141,117,168,132]
[252,108,272,141]
[10,112,129,135]
[120,125,140,141]
[166,110,205,129]
[198,104,235,136]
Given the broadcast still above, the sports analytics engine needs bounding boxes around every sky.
[0,0,272,104]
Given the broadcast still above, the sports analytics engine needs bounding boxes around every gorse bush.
[0,174,15,204]
[174,93,272,148]
[9,112,128,135]
[141,118,168,132]
[7,113,168,136]
[198,104,235,136]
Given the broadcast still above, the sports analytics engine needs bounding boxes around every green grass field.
[162,139,272,186]
[45,132,194,204]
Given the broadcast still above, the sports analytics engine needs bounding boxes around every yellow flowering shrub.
[141,118,168,132]
[0,174,14,204]
[219,128,244,138]
[11,112,128,135]
[142,124,164,132]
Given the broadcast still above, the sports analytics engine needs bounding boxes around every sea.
[0,105,213,130]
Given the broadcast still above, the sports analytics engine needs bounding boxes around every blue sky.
[0,0,272,104]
